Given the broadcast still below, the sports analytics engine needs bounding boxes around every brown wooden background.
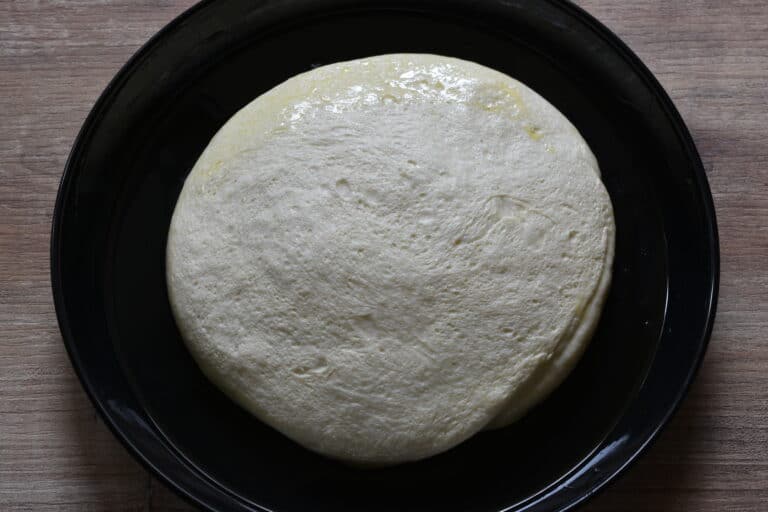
[1,1,766,510]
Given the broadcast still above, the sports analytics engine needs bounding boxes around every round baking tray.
[52,1,719,510]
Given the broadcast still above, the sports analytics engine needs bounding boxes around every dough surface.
[167,54,615,464]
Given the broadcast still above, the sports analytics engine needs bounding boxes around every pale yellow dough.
[167,54,615,464]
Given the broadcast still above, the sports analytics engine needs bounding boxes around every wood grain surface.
[1,1,766,510]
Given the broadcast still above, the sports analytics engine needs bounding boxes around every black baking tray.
[51,1,719,510]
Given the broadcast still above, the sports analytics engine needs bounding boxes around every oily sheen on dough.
[167,54,615,464]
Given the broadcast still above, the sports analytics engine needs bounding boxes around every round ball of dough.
[167,54,614,464]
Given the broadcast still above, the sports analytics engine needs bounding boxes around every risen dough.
[167,54,614,464]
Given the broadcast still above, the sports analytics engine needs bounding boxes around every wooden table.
[1,1,766,510]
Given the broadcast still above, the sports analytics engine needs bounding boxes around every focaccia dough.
[167,54,615,464]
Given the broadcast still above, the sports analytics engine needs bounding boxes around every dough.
[167,54,615,464]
